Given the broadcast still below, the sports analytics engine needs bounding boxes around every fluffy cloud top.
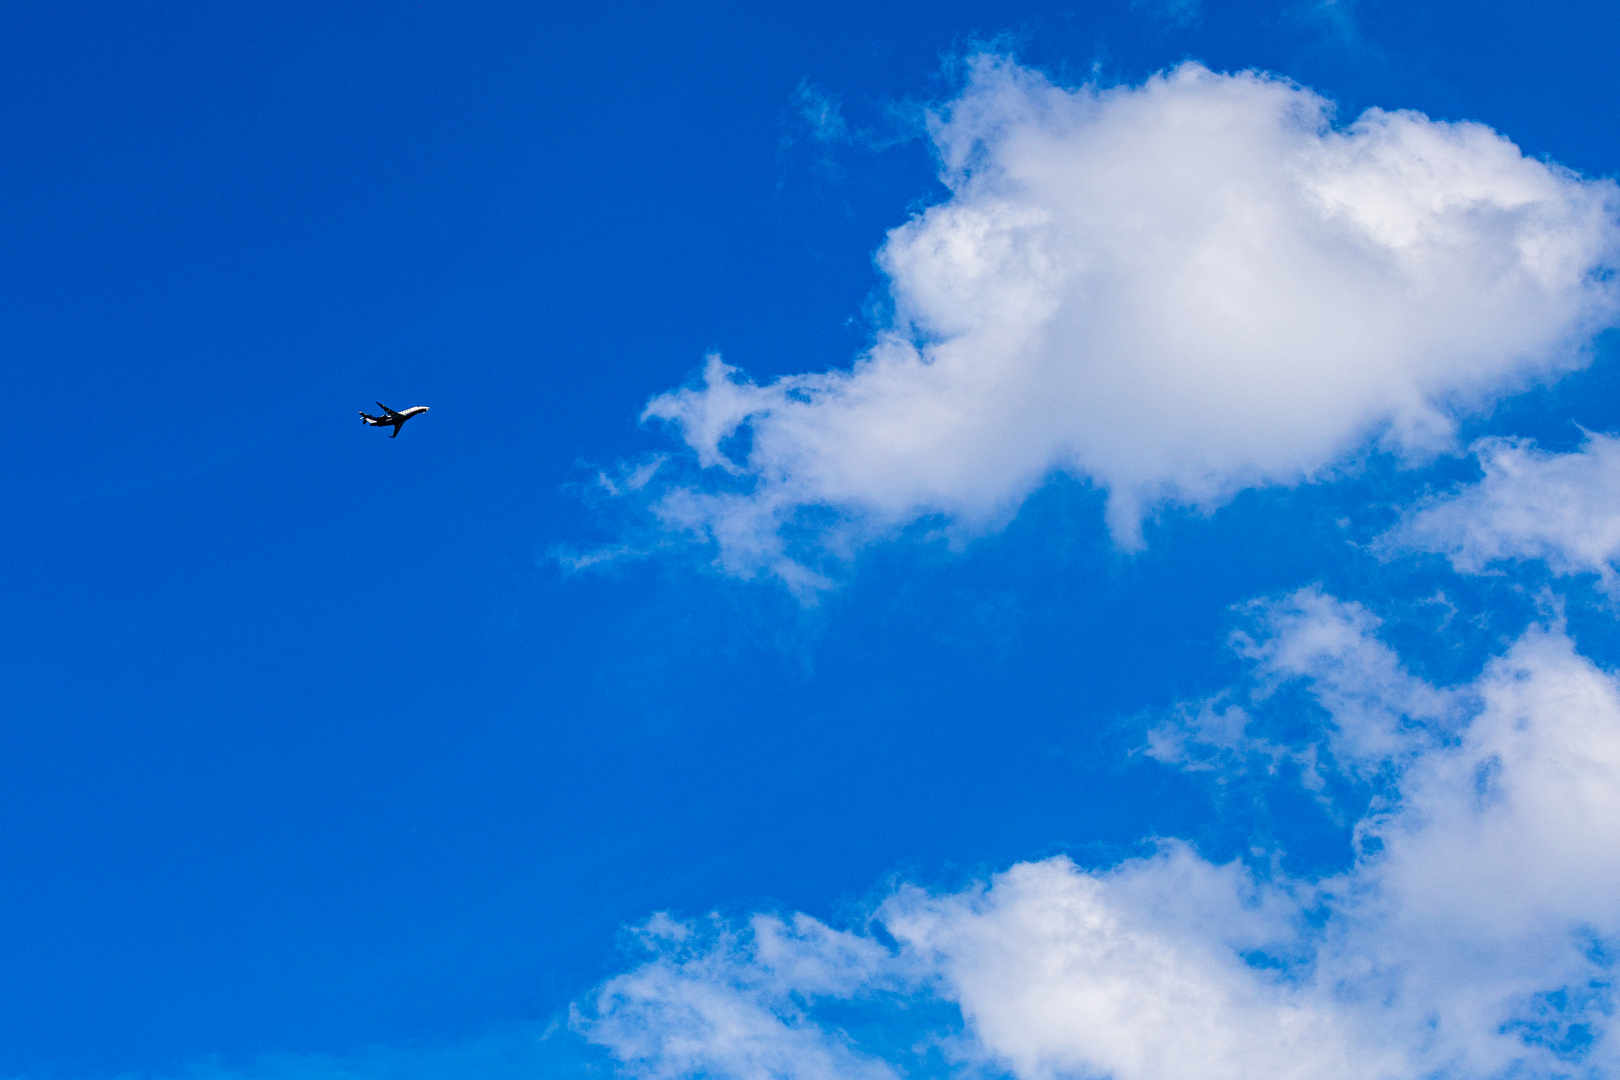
[1389,432,1620,595]
[639,57,1620,582]
[578,593,1620,1079]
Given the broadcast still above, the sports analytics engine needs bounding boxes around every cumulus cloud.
[576,50,1620,1080]
[881,851,1377,1080]
[633,57,1620,584]
[578,596,1620,1079]
[1388,432,1620,596]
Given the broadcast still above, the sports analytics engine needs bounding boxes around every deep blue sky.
[4,1,1620,1075]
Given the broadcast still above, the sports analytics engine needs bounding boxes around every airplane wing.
[376,402,401,417]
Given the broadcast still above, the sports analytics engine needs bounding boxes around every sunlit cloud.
[626,57,1620,588]
[1387,432,1620,597]
[579,594,1620,1079]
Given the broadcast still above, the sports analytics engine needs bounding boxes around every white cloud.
[1351,626,1620,1076]
[579,597,1620,1079]
[881,851,1379,1080]
[576,913,901,1080]
[1150,588,1460,780]
[577,50,1620,1080]
[1388,432,1620,596]
[636,56,1620,584]
[789,82,851,145]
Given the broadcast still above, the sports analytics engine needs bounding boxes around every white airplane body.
[359,402,430,438]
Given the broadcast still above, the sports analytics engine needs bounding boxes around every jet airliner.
[359,402,429,438]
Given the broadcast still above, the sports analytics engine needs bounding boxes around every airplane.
[359,402,430,438]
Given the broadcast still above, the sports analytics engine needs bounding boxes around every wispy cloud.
[1151,588,1462,785]
[1131,0,1202,30]
[1386,432,1620,596]
[789,81,852,146]
[576,913,904,1080]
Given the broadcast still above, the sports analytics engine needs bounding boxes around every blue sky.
[7,2,1620,1078]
